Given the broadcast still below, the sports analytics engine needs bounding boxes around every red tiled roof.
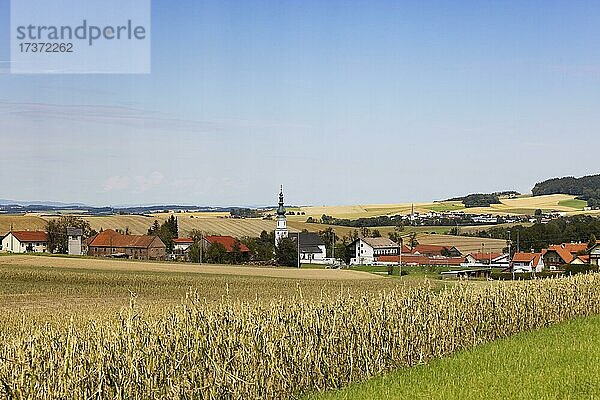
[173,238,194,244]
[10,231,48,242]
[377,255,404,263]
[411,244,457,256]
[545,245,574,264]
[468,252,503,262]
[574,255,590,263]
[378,255,463,266]
[204,235,250,252]
[88,229,164,249]
[560,243,588,254]
[512,252,542,265]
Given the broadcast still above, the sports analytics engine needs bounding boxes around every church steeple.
[274,185,288,247]
[277,185,286,216]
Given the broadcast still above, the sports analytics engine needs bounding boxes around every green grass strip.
[309,315,600,399]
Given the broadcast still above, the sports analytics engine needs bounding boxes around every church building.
[273,186,327,263]
[275,185,289,247]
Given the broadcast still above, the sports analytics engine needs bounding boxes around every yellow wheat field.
[1,273,599,398]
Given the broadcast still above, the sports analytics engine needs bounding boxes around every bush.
[563,264,599,275]
[490,271,563,280]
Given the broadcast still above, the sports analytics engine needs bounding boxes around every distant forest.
[445,191,519,208]
[532,174,600,207]
[465,215,599,252]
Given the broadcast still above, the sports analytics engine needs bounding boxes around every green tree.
[205,243,228,264]
[588,234,597,250]
[408,232,419,250]
[243,231,275,261]
[147,219,176,253]
[371,229,382,238]
[46,216,93,254]
[188,243,202,263]
[275,237,298,267]
[228,239,245,264]
[449,226,461,236]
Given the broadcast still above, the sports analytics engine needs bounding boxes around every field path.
[0,255,381,280]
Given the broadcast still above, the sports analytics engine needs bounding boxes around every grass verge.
[308,314,600,400]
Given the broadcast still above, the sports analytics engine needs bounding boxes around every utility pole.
[199,230,203,264]
[331,230,335,260]
[399,237,403,277]
[508,230,513,279]
[297,233,300,269]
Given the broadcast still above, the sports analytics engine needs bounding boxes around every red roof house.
[1,231,48,253]
[86,229,166,260]
[203,235,250,253]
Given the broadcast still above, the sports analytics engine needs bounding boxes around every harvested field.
[0,214,47,236]
[35,214,294,237]
[0,255,376,281]
[417,234,506,253]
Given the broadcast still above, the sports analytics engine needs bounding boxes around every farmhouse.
[511,252,544,273]
[173,237,194,252]
[348,237,400,265]
[288,232,327,263]
[1,230,48,253]
[86,229,166,260]
[172,237,195,260]
[464,252,502,264]
[542,243,588,269]
[411,244,462,257]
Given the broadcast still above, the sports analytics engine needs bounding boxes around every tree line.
[532,174,600,207]
[464,215,599,253]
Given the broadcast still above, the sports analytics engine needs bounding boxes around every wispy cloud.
[0,99,310,133]
[103,171,164,193]
[134,171,164,192]
[551,64,600,78]
[0,100,219,133]
[103,175,130,192]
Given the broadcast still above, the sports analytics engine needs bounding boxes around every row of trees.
[446,193,501,208]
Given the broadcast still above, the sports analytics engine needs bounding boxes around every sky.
[1,0,599,207]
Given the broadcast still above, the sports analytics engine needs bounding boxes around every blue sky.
[1,0,599,206]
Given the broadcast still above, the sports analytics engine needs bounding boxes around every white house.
[462,252,510,268]
[589,244,600,266]
[348,237,400,265]
[173,237,194,252]
[1,231,48,253]
[511,252,544,273]
[288,232,327,263]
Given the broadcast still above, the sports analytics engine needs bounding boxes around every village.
[2,187,600,279]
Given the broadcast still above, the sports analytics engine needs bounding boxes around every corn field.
[1,274,600,399]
